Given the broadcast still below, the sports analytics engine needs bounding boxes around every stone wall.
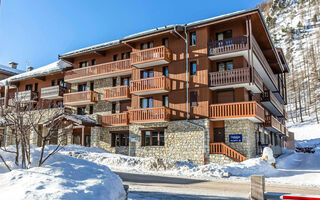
[208,154,234,165]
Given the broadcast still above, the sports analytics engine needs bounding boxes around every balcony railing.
[208,67,263,92]
[208,36,248,56]
[131,46,172,68]
[262,90,283,115]
[130,76,171,95]
[210,142,246,162]
[103,85,130,101]
[264,115,281,133]
[63,91,98,106]
[41,85,66,99]
[65,59,132,83]
[102,112,129,126]
[15,90,38,103]
[129,107,170,123]
[209,101,265,122]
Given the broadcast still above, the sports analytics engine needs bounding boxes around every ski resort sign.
[229,134,242,142]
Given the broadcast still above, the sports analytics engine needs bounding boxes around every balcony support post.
[81,126,85,146]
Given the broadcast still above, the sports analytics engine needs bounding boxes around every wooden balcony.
[103,85,131,101]
[208,67,263,93]
[210,143,246,162]
[129,107,170,123]
[65,59,132,83]
[63,91,98,106]
[208,36,248,60]
[131,46,172,68]
[102,112,129,127]
[15,90,38,103]
[41,85,66,100]
[130,76,171,95]
[261,90,284,118]
[264,115,282,133]
[209,101,265,122]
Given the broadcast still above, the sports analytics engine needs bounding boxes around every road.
[116,172,320,200]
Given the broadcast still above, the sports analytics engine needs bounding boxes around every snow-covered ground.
[0,146,126,200]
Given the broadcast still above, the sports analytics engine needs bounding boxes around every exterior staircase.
[210,142,246,162]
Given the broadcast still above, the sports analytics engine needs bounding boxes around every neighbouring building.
[1,8,291,165]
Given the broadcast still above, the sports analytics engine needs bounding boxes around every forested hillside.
[258,0,320,125]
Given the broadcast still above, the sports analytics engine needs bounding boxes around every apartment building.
[0,8,290,165]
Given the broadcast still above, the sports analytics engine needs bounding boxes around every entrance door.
[214,128,225,142]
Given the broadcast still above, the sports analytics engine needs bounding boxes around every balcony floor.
[131,89,169,96]
[66,70,132,84]
[133,59,170,68]
[64,101,96,106]
[210,116,263,123]
[41,95,64,100]
[261,101,283,117]
[104,97,131,102]
[209,82,262,93]
[208,50,247,61]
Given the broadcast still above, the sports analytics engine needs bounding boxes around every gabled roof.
[0,64,24,75]
[42,113,98,127]
[0,60,72,86]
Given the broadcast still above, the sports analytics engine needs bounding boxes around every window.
[111,132,129,147]
[79,61,89,68]
[112,103,116,114]
[216,30,232,41]
[89,105,93,114]
[217,61,233,72]
[190,61,197,75]
[91,59,96,66]
[77,107,86,115]
[141,130,164,146]
[190,91,198,107]
[190,32,196,46]
[112,78,117,87]
[51,80,55,86]
[140,69,154,79]
[121,77,131,86]
[113,54,118,61]
[34,83,38,92]
[162,95,169,107]
[90,82,94,91]
[56,100,63,107]
[162,66,169,77]
[121,52,131,59]
[78,84,87,92]
[140,41,154,50]
[25,84,32,91]
[57,79,66,88]
[162,38,169,47]
[140,97,153,108]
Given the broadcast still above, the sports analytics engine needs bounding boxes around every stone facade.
[208,154,234,165]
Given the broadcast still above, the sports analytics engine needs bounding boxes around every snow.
[0,146,126,200]
[0,64,24,75]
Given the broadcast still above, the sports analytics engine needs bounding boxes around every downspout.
[173,25,207,165]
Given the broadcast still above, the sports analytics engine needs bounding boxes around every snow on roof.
[0,117,6,125]
[0,60,72,86]
[0,64,24,75]
[69,114,97,125]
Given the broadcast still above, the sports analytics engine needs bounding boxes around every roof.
[42,113,98,127]
[0,64,24,75]
[59,9,259,58]
[0,60,72,86]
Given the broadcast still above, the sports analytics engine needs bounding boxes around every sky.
[0,0,262,71]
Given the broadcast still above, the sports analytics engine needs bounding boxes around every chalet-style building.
[1,8,292,165]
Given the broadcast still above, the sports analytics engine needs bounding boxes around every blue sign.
[229,134,242,142]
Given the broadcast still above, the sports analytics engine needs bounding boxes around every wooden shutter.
[141,132,145,146]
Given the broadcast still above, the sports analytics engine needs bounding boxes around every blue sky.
[0,0,262,71]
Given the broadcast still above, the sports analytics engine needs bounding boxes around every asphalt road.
[116,172,320,200]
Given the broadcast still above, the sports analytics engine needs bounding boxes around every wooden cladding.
[210,142,246,162]
[102,112,129,126]
[63,91,98,105]
[130,76,171,95]
[208,36,248,56]
[65,59,132,83]
[103,85,130,101]
[209,101,265,122]
[41,85,66,99]
[262,90,283,115]
[264,115,282,133]
[131,46,172,67]
[208,67,263,92]
[15,90,38,103]
[129,107,170,123]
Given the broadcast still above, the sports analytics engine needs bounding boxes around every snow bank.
[0,146,126,200]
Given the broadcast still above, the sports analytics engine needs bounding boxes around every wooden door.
[214,128,225,142]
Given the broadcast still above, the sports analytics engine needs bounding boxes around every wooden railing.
[103,85,130,101]
[41,85,66,99]
[15,90,38,102]
[210,142,246,162]
[131,46,172,66]
[209,101,265,122]
[264,115,281,132]
[65,59,131,82]
[130,76,171,94]
[63,91,98,105]
[262,90,283,114]
[251,36,278,89]
[129,107,170,123]
[208,36,248,56]
[102,112,129,126]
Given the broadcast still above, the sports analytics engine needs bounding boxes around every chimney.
[8,62,18,69]
[27,66,33,72]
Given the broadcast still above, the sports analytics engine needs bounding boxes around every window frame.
[189,32,196,46]
[111,132,129,147]
[162,95,169,107]
[141,130,165,147]
[162,66,169,77]
[190,91,198,107]
[190,61,197,76]
[77,107,86,115]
